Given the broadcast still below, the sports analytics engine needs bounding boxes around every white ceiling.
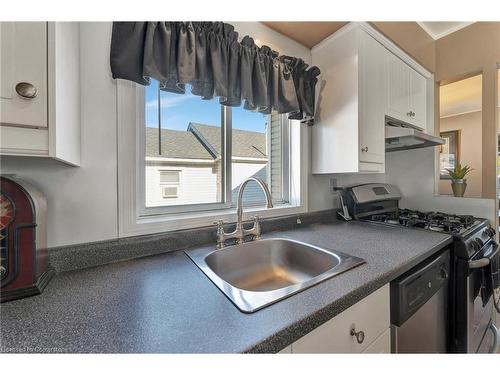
[418,22,474,40]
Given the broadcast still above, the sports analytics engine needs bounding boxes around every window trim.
[117,81,308,238]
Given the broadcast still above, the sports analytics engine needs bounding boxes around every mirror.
[438,74,483,198]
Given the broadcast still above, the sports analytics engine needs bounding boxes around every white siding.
[231,162,267,205]
[145,164,219,207]
[269,113,283,201]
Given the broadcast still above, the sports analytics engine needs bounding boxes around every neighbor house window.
[144,80,290,213]
[159,170,180,198]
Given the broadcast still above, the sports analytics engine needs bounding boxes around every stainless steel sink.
[185,238,365,313]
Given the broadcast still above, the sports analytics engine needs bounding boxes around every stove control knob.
[470,239,482,252]
[486,227,496,238]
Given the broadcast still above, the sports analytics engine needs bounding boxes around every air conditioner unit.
[162,185,179,198]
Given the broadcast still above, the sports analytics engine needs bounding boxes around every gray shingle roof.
[145,127,213,159]
[189,123,267,159]
[145,124,268,160]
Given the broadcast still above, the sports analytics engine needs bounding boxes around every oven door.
[476,320,499,353]
[466,242,499,353]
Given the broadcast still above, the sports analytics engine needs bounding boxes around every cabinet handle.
[361,146,369,153]
[15,82,37,99]
[350,327,365,344]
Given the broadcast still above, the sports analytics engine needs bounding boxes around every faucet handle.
[250,215,262,240]
[251,215,260,223]
[213,219,225,230]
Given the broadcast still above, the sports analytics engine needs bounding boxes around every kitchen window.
[144,80,289,214]
[116,80,306,237]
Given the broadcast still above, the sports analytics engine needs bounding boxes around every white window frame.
[117,80,308,238]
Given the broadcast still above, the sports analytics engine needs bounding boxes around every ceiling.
[439,74,483,118]
[418,22,474,40]
[262,22,476,49]
[440,73,500,118]
[262,22,348,48]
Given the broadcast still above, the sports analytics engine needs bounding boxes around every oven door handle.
[490,323,499,353]
[469,257,490,269]
[469,242,498,269]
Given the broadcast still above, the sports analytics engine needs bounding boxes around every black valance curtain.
[110,22,320,121]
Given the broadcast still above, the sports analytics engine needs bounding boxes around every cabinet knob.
[361,146,369,153]
[350,327,365,344]
[15,82,37,99]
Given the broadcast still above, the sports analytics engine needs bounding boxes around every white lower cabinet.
[289,284,390,354]
[362,328,391,353]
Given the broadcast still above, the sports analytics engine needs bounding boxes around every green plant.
[446,163,474,180]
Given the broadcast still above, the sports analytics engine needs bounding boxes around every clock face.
[0,193,14,229]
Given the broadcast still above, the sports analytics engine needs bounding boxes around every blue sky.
[145,80,267,133]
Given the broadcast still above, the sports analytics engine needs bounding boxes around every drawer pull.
[350,327,365,344]
[15,82,37,99]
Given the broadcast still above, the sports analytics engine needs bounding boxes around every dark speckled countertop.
[0,221,452,353]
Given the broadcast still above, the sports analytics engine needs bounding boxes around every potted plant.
[446,163,474,197]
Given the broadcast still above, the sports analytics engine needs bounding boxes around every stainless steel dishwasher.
[391,249,450,353]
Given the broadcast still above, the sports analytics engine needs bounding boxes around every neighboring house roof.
[145,127,213,159]
[188,123,267,159]
[145,123,268,160]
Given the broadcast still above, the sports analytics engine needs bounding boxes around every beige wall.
[436,22,500,199]
[438,111,483,197]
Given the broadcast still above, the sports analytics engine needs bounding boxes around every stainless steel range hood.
[385,120,444,152]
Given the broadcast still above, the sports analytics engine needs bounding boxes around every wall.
[385,147,496,223]
[1,22,118,248]
[436,22,500,200]
[438,111,483,197]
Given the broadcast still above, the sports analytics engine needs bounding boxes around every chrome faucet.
[214,177,274,248]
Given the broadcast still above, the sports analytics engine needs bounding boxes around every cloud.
[145,92,197,110]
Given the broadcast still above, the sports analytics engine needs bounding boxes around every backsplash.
[48,209,337,273]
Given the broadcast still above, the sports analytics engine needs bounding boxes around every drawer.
[362,328,391,353]
[292,284,390,353]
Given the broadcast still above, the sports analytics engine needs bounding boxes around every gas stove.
[368,209,483,237]
[338,182,500,353]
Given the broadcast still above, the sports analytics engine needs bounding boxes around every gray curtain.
[110,22,320,121]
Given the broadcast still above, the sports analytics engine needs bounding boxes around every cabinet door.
[291,285,390,353]
[359,31,386,165]
[408,68,427,131]
[386,52,410,123]
[0,22,47,128]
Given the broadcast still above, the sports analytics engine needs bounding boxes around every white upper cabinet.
[1,22,48,128]
[386,52,427,131]
[311,23,432,174]
[0,22,81,166]
[312,26,386,174]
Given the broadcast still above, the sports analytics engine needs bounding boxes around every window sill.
[128,203,307,238]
